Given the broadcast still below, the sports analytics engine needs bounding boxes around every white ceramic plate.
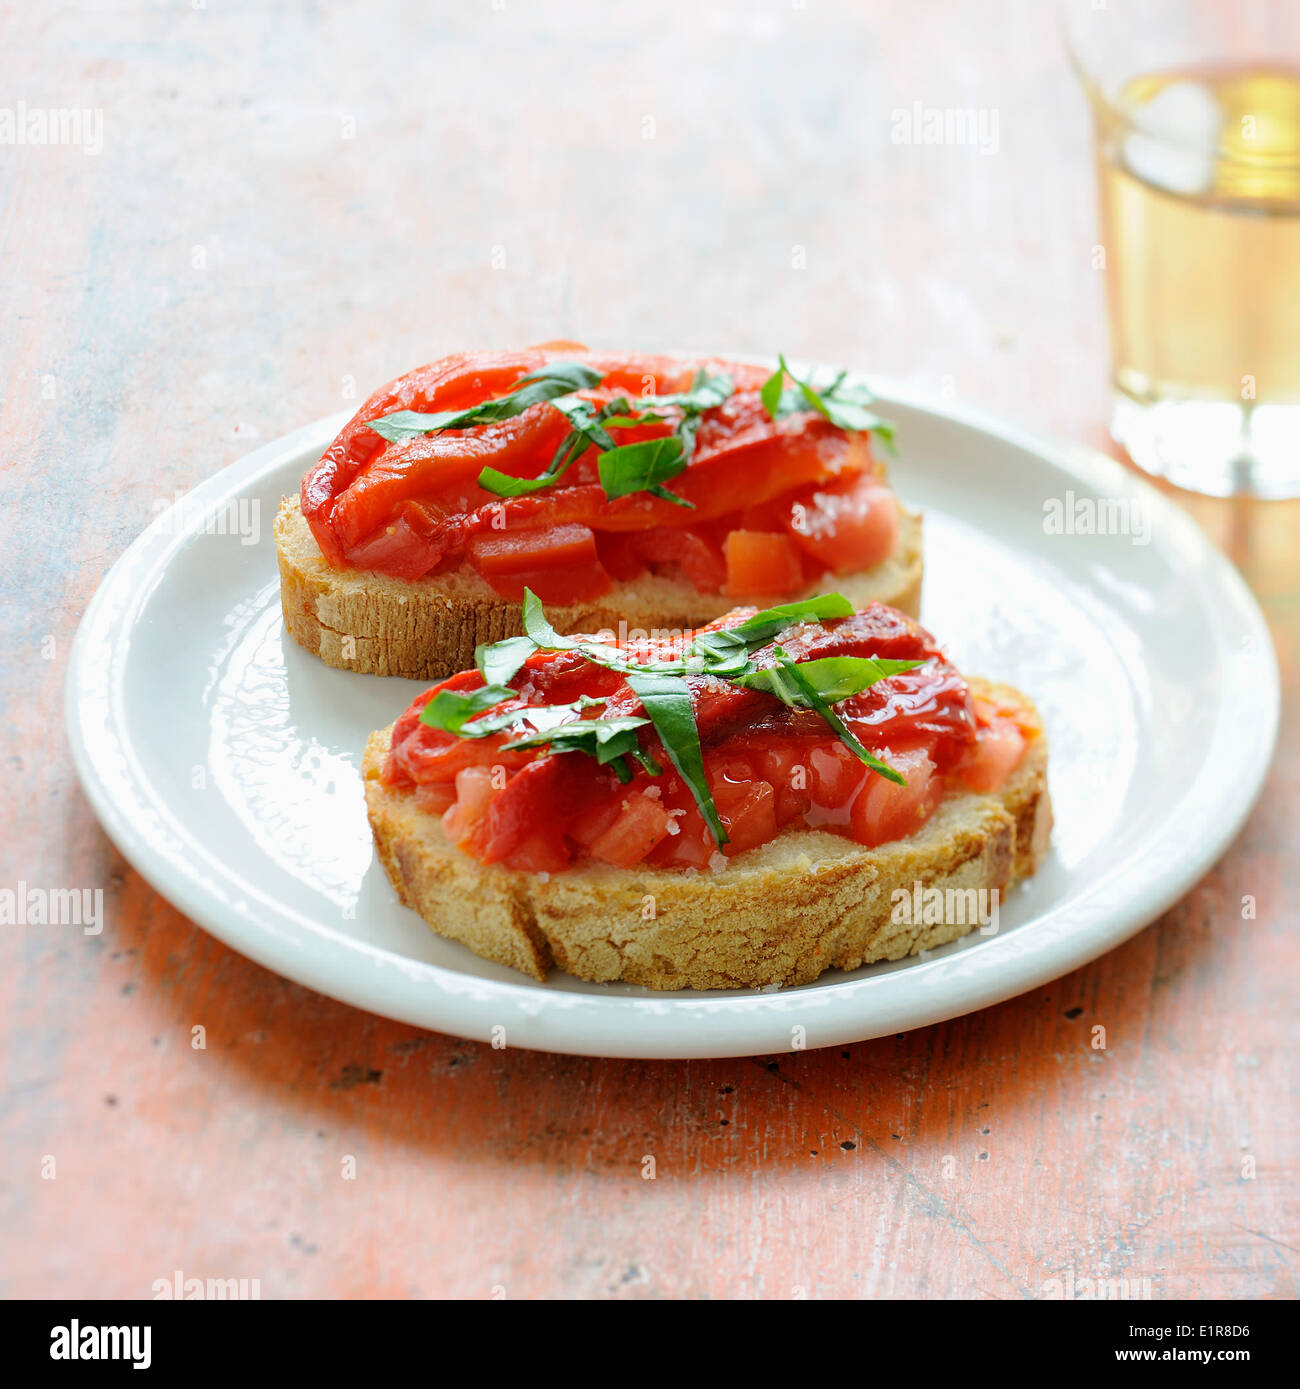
[66,378,1278,1058]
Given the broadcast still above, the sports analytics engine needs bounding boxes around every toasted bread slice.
[276,494,923,681]
[361,679,1051,991]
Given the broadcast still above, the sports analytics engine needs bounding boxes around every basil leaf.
[476,467,560,497]
[739,655,924,705]
[514,362,606,392]
[462,693,606,739]
[626,673,728,847]
[365,362,603,443]
[597,436,692,505]
[521,587,576,650]
[688,593,856,670]
[726,593,855,642]
[475,634,537,686]
[478,371,731,505]
[478,395,624,498]
[418,684,515,735]
[773,655,907,786]
[760,355,895,445]
[760,365,785,420]
[637,368,733,413]
[602,412,667,428]
[502,715,649,760]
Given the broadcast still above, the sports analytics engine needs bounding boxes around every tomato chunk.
[588,791,675,868]
[441,766,496,846]
[849,749,942,849]
[786,478,899,575]
[467,524,612,603]
[955,720,1027,793]
[723,530,804,596]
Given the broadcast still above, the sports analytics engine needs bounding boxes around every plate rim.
[65,382,1280,1058]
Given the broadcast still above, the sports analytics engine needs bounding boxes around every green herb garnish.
[476,396,619,497]
[477,366,733,509]
[737,654,923,705]
[474,634,537,687]
[418,684,517,735]
[625,673,727,845]
[761,651,908,785]
[503,715,659,784]
[365,362,603,443]
[761,355,896,451]
[688,594,857,671]
[597,436,693,507]
[464,587,924,846]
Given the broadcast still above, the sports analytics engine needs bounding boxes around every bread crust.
[362,680,1052,991]
[276,494,923,681]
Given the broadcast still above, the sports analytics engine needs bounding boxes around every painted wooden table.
[2,1,1294,1299]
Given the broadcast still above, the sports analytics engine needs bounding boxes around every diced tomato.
[955,720,1027,793]
[628,528,726,593]
[806,742,862,814]
[477,755,605,865]
[502,832,571,875]
[566,795,625,850]
[649,811,714,870]
[588,791,675,868]
[723,530,804,596]
[441,766,497,845]
[716,780,777,856]
[477,561,612,604]
[785,478,899,575]
[849,748,942,849]
[592,531,646,582]
[467,523,612,602]
[467,523,600,576]
[750,741,814,824]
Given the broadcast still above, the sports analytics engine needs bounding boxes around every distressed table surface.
[2,1,1295,1300]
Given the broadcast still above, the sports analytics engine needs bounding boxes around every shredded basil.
[767,652,907,786]
[597,436,692,506]
[761,355,896,450]
[625,672,728,847]
[465,587,923,841]
[738,654,923,705]
[502,715,656,785]
[474,634,537,687]
[418,685,516,736]
[477,367,731,507]
[365,363,603,443]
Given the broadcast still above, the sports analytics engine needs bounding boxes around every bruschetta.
[277,347,920,679]
[362,592,1052,990]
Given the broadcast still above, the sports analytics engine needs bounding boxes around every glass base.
[1111,391,1300,498]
